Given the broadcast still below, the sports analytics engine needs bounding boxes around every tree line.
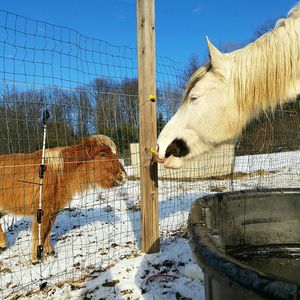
[0,77,178,157]
[1,19,298,158]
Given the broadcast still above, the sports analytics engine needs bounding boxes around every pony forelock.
[89,134,117,154]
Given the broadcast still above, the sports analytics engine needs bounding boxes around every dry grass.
[128,169,278,182]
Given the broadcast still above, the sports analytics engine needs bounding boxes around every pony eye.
[190,94,201,102]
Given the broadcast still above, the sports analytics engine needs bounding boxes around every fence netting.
[0,10,299,298]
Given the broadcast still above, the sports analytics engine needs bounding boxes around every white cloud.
[193,6,203,14]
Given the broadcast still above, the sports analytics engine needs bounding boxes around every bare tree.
[181,54,201,90]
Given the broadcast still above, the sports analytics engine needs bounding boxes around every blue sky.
[0,0,297,65]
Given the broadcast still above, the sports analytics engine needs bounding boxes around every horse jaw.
[163,155,184,169]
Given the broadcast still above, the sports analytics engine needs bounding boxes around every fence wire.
[0,9,299,298]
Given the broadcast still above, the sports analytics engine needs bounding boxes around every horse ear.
[206,36,224,70]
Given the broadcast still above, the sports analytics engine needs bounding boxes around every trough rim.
[188,188,300,300]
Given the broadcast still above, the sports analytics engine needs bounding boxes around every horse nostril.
[165,138,189,158]
[165,144,176,158]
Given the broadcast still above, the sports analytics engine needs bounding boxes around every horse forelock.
[183,63,212,103]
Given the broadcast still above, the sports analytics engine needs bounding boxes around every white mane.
[288,2,300,18]
[231,11,300,118]
[185,3,300,119]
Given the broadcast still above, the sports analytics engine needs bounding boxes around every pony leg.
[42,213,58,256]
[0,224,7,250]
[31,213,57,263]
[31,220,39,264]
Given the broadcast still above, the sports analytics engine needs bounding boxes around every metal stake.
[37,110,50,261]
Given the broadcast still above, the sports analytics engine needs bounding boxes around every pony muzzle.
[116,170,127,185]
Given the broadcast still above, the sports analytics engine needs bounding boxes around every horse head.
[157,38,241,169]
[157,4,300,169]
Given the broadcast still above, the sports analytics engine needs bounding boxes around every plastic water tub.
[188,189,300,300]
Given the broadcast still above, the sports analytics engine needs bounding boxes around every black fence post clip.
[39,164,46,179]
[37,208,44,224]
[149,94,156,102]
[42,110,50,125]
[37,244,44,260]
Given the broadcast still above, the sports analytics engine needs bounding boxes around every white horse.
[156,3,300,169]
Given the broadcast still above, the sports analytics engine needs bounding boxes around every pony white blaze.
[157,3,300,169]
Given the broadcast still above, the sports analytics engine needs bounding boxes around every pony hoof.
[31,259,40,265]
[0,245,7,252]
[45,250,55,257]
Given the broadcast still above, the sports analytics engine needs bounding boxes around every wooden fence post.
[136,0,159,253]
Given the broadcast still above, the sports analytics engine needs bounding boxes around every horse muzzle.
[152,146,186,170]
[165,138,189,158]
[154,138,189,169]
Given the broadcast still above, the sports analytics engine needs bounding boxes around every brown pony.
[0,135,127,263]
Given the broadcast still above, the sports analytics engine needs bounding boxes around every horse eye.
[190,94,201,102]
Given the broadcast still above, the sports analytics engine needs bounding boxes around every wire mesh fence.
[0,9,299,298]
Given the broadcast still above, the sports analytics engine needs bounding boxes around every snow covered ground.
[32,237,205,300]
[0,151,299,299]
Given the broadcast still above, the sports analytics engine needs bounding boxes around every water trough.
[188,189,300,300]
